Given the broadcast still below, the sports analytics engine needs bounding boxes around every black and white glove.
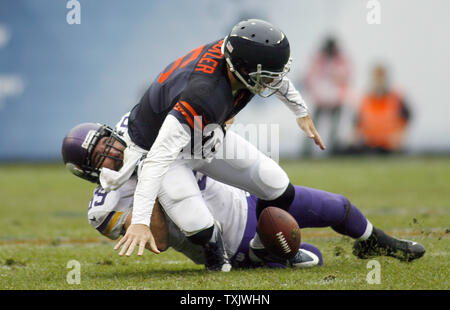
[202,125,226,160]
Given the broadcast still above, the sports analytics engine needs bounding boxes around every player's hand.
[297,115,326,150]
[114,224,160,256]
[202,126,225,160]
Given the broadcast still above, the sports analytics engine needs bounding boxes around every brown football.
[257,207,301,260]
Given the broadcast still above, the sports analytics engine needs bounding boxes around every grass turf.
[0,156,449,290]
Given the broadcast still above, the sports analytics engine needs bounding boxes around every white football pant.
[157,130,290,236]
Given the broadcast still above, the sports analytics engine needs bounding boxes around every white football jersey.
[87,177,136,240]
[114,112,130,137]
[87,173,249,262]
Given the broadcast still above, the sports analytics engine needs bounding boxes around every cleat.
[249,246,287,265]
[288,249,321,268]
[353,227,425,262]
[249,236,288,265]
[249,246,322,268]
[204,222,232,272]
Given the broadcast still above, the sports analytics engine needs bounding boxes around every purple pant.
[231,186,368,268]
[288,186,369,238]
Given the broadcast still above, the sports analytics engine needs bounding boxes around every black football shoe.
[353,227,425,262]
[249,246,321,268]
[249,245,287,265]
[204,222,232,272]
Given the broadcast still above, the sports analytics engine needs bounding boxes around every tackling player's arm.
[124,201,169,252]
[89,190,169,252]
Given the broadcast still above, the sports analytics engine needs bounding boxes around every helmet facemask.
[91,132,125,172]
[223,39,292,98]
[247,59,292,97]
[64,124,126,184]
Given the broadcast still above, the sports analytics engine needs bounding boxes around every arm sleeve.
[131,114,191,226]
[89,208,131,240]
[275,77,309,118]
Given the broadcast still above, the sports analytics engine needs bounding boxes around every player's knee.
[255,157,290,200]
[322,194,352,225]
[176,211,214,238]
[163,195,214,236]
[323,193,350,210]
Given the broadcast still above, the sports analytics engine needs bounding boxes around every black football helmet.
[61,123,126,183]
[222,19,292,97]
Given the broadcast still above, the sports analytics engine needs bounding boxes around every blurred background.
[1,0,450,161]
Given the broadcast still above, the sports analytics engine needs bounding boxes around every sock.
[187,225,214,245]
[256,182,295,219]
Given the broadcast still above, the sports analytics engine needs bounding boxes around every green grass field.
[0,156,449,290]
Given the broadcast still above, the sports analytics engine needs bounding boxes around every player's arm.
[124,201,169,252]
[88,187,169,251]
[115,113,191,257]
[88,186,130,241]
[275,77,326,150]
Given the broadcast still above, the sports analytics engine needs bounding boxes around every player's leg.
[288,186,372,238]
[193,131,296,256]
[194,130,295,216]
[163,211,207,266]
[157,161,231,271]
[288,185,425,261]
[230,194,323,269]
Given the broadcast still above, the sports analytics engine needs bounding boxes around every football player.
[98,19,326,271]
[63,117,323,269]
[61,117,426,270]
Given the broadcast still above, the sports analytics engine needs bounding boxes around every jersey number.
[158,45,204,84]
[88,187,108,209]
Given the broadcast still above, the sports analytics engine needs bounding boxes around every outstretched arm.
[296,115,326,150]
[275,77,326,150]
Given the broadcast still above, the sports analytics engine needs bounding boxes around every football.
[257,207,301,260]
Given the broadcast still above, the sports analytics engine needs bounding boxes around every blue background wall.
[1,0,449,160]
